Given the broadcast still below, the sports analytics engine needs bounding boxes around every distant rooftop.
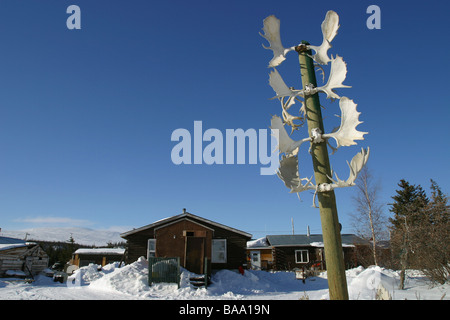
[263,234,368,247]
[74,248,125,255]
[0,236,31,251]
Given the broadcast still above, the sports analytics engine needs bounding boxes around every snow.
[74,248,125,255]
[246,237,269,248]
[5,270,26,277]
[0,243,27,251]
[0,258,448,300]
[309,241,354,248]
[0,227,123,246]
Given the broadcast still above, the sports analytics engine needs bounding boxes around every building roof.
[265,234,368,247]
[0,236,31,251]
[74,248,126,255]
[120,211,252,239]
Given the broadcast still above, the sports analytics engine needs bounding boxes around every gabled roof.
[0,236,29,251]
[74,248,126,255]
[120,211,252,239]
[266,234,368,247]
[0,236,26,245]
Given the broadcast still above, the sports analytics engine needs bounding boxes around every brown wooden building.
[0,236,49,277]
[247,234,369,271]
[71,248,126,267]
[120,210,252,274]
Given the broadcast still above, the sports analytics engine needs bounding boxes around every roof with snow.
[120,211,252,239]
[246,237,269,248]
[74,248,126,255]
[0,236,32,251]
[263,234,368,247]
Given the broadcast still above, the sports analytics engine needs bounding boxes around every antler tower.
[261,11,370,300]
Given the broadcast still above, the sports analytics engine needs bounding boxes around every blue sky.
[0,0,449,239]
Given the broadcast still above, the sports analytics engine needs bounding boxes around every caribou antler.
[309,10,340,65]
[269,68,304,101]
[270,115,310,155]
[327,147,370,188]
[280,97,304,133]
[260,15,296,68]
[268,56,350,104]
[322,97,367,152]
[315,55,351,99]
[277,155,315,194]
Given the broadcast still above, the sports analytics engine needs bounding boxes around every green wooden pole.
[296,42,349,300]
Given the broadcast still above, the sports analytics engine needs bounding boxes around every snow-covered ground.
[0,257,448,300]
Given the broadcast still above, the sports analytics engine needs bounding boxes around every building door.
[250,251,261,270]
[185,237,205,274]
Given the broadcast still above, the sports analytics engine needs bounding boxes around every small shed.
[0,236,49,277]
[120,210,252,274]
[247,237,274,270]
[71,248,126,267]
[247,234,368,271]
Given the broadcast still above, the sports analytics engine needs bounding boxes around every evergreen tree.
[389,179,449,285]
[418,180,450,284]
[389,179,429,229]
[389,179,428,289]
[429,179,449,224]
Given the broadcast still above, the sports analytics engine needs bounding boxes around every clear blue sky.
[0,0,449,239]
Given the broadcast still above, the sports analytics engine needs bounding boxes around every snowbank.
[79,259,449,300]
[1,258,448,300]
[72,257,321,299]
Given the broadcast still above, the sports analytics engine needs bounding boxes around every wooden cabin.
[0,236,49,277]
[247,234,369,271]
[71,248,126,267]
[120,210,252,274]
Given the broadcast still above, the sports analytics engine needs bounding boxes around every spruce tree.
[389,179,429,229]
[389,179,428,289]
[421,180,450,284]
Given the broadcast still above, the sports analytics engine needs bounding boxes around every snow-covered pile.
[1,258,449,300]
[67,258,449,300]
[70,262,123,285]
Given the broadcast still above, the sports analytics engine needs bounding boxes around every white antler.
[309,11,340,65]
[260,15,296,68]
[269,68,304,100]
[323,97,367,151]
[269,56,350,101]
[270,115,309,155]
[280,97,304,133]
[277,155,315,194]
[328,147,370,188]
[316,55,351,99]
[262,12,372,209]
[269,68,305,131]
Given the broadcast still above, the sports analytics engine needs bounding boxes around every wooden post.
[296,41,349,300]
[204,257,208,289]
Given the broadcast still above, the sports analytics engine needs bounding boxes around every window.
[212,239,227,263]
[147,239,156,259]
[295,250,309,263]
